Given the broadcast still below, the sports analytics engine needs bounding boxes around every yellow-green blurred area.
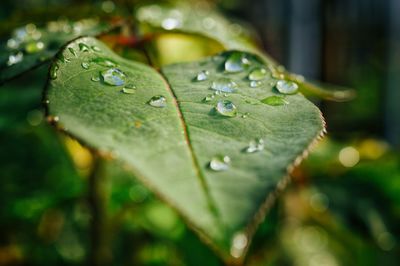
[0,0,399,265]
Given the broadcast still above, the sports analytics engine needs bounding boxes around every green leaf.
[0,19,110,83]
[45,37,325,262]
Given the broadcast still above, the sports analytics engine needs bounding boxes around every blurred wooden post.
[386,0,400,148]
[287,0,322,79]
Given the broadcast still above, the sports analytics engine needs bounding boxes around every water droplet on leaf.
[203,94,215,102]
[261,95,289,106]
[100,68,126,86]
[211,78,237,93]
[68,47,77,57]
[50,64,59,79]
[148,95,167,108]
[249,80,262,88]
[195,70,209,81]
[215,100,237,117]
[230,232,248,258]
[209,155,231,171]
[91,57,117,67]
[248,67,267,81]
[245,138,264,153]
[225,52,251,73]
[79,42,91,52]
[81,62,90,69]
[121,85,136,94]
[91,76,100,82]
[276,80,298,94]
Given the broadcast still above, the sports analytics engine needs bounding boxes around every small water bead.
[68,47,77,57]
[81,62,90,69]
[230,232,248,258]
[225,52,251,73]
[148,95,167,108]
[203,94,215,102]
[215,100,237,117]
[261,95,289,106]
[276,80,299,94]
[25,41,44,53]
[121,85,136,94]
[100,68,126,86]
[91,46,101,52]
[241,112,250,118]
[91,76,100,82]
[248,67,268,81]
[195,70,209,81]
[50,64,59,80]
[211,77,237,93]
[209,155,231,171]
[57,54,70,63]
[245,138,264,153]
[79,43,91,52]
[249,80,262,88]
[91,57,117,67]
[7,52,23,66]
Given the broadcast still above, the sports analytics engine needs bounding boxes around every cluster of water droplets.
[3,19,100,68]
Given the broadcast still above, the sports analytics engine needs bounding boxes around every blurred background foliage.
[0,0,399,265]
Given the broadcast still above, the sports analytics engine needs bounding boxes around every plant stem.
[87,154,112,266]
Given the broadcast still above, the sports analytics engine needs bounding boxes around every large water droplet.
[230,232,248,258]
[195,70,209,81]
[245,138,264,153]
[79,42,91,52]
[211,78,237,93]
[249,80,262,88]
[81,62,90,69]
[25,41,44,54]
[121,84,136,94]
[91,57,117,67]
[276,80,299,94]
[261,95,289,106]
[248,67,267,81]
[215,100,237,117]
[209,155,231,171]
[7,52,23,66]
[225,52,251,73]
[148,95,167,108]
[50,64,59,80]
[100,68,126,86]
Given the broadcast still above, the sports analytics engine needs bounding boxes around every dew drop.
[276,80,299,94]
[57,54,70,63]
[248,67,267,81]
[100,68,126,86]
[215,100,237,117]
[225,52,251,73]
[148,95,167,108]
[195,70,209,81]
[81,62,90,69]
[79,42,91,52]
[68,47,77,57]
[161,17,181,30]
[50,64,59,80]
[25,41,44,54]
[249,80,262,88]
[91,57,117,67]
[91,76,100,82]
[209,155,231,171]
[230,232,248,258]
[245,138,264,153]
[211,78,237,93]
[121,84,136,94]
[261,95,289,106]
[203,94,215,102]
[91,46,101,52]
[6,51,23,66]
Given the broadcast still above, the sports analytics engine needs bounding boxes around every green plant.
[0,2,355,265]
